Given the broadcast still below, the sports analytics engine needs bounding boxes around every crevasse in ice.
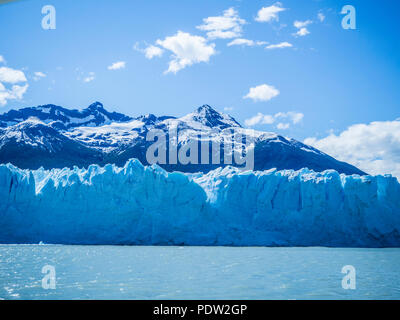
[0,159,399,247]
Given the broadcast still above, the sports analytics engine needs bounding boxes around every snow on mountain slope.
[178,104,241,129]
[0,102,366,175]
[0,101,132,130]
[0,118,80,151]
[65,119,144,151]
[0,118,103,169]
[0,159,398,246]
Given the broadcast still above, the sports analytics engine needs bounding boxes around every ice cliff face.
[0,159,399,247]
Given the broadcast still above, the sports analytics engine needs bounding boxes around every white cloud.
[293,20,312,37]
[10,84,28,99]
[266,42,293,49]
[0,56,5,64]
[318,12,325,22]
[304,120,400,179]
[83,72,95,83]
[227,38,267,47]
[294,28,310,37]
[156,31,216,74]
[244,113,275,126]
[108,61,126,70]
[33,71,46,81]
[197,7,246,39]
[244,111,303,128]
[255,3,286,23]
[0,83,29,106]
[224,106,234,111]
[0,65,28,106]
[294,20,312,29]
[0,66,27,83]
[244,84,280,102]
[133,43,164,59]
[277,122,290,130]
[275,111,304,124]
[0,90,9,106]
[144,45,164,59]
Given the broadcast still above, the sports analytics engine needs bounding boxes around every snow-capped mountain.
[0,101,132,130]
[0,118,103,169]
[178,104,241,129]
[0,102,366,175]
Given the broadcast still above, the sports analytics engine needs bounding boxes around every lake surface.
[0,245,399,300]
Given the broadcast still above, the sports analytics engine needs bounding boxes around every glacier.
[0,159,399,247]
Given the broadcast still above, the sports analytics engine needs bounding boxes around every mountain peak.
[136,113,158,125]
[87,101,104,111]
[0,102,366,176]
[196,104,214,113]
[183,104,241,129]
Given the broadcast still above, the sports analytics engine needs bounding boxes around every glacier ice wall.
[0,159,399,247]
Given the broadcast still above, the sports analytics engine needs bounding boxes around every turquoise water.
[0,245,399,300]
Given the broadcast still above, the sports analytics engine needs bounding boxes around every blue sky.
[1,0,400,176]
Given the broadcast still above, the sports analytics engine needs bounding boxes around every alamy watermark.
[41,5,56,30]
[341,5,356,30]
[145,128,255,171]
[39,5,356,31]
[341,265,356,290]
[42,265,56,289]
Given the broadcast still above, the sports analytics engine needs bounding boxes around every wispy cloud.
[108,61,126,70]
[243,84,280,102]
[197,7,246,39]
[83,72,95,83]
[245,111,304,129]
[245,113,275,126]
[227,38,267,47]
[266,42,293,49]
[255,3,286,23]
[33,71,46,81]
[318,12,325,22]
[293,20,312,37]
[294,20,312,29]
[277,122,290,130]
[0,55,5,64]
[276,111,304,124]
[295,28,309,36]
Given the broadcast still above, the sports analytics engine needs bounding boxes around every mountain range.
[0,102,365,175]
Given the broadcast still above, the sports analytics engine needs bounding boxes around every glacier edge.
[0,159,399,247]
